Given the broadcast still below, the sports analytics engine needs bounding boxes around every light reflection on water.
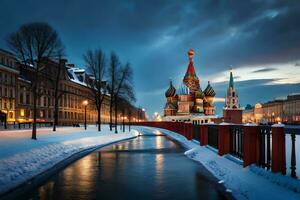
[23,134,228,200]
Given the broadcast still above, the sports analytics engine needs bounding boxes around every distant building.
[163,49,217,124]
[0,49,18,123]
[242,103,263,124]
[223,70,243,124]
[242,94,300,124]
[0,48,145,127]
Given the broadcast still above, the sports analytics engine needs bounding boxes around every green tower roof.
[229,71,234,88]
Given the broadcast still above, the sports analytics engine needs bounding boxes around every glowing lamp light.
[82,100,88,106]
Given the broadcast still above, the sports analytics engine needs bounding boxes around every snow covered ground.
[0,125,138,195]
[134,126,300,200]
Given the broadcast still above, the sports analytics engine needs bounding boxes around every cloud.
[1,0,300,116]
[214,97,225,103]
[252,68,277,73]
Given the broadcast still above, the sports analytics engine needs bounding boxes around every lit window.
[20,109,25,117]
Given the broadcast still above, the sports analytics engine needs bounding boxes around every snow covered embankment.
[135,126,300,200]
[0,126,139,195]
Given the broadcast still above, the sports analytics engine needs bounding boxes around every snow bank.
[134,126,300,200]
[0,125,138,195]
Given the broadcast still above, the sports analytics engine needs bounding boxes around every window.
[20,109,25,117]
[20,93,24,104]
[26,94,30,104]
[9,112,13,119]
[40,110,44,118]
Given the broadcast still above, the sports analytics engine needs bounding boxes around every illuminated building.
[242,94,300,124]
[163,49,217,124]
[0,48,145,126]
[0,49,18,123]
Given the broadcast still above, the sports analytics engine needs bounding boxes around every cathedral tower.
[183,49,200,93]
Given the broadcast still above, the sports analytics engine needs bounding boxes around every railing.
[284,127,299,178]
[230,125,244,159]
[192,125,201,141]
[258,125,272,170]
[132,121,299,179]
[208,125,218,149]
[0,122,53,130]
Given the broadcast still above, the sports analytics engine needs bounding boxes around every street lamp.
[83,100,88,130]
[123,116,127,132]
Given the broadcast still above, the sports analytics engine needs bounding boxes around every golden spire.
[188,49,194,61]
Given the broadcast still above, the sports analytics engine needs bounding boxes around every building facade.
[242,94,300,124]
[0,48,145,127]
[0,49,18,123]
[163,49,217,124]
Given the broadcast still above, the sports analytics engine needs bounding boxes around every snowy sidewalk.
[135,126,300,200]
[0,125,138,195]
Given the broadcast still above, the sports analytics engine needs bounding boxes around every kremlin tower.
[163,49,217,124]
[223,69,243,123]
[225,69,240,109]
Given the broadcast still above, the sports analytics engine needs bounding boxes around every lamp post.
[142,108,145,121]
[123,116,127,132]
[83,100,88,130]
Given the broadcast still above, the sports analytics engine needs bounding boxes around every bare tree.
[52,57,67,132]
[108,56,135,133]
[108,52,118,131]
[84,49,106,132]
[7,22,64,139]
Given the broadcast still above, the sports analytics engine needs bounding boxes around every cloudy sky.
[1,0,300,117]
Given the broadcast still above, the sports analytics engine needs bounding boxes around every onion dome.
[178,83,189,95]
[204,81,216,97]
[165,81,176,97]
[195,88,204,99]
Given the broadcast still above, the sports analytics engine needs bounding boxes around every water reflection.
[22,134,228,200]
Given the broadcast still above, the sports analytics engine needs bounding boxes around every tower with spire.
[225,69,240,109]
[223,68,243,124]
[183,49,200,93]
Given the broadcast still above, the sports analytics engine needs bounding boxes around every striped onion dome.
[165,81,176,97]
[204,81,216,97]
[178,83,189,95]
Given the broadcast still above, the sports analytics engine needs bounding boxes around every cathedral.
[163,49,217,124]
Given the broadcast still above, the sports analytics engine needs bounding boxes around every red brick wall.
[223,109,243,124]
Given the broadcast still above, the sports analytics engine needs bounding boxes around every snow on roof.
[72,68,85,73]
[274,97,287,101]
[288,93,300,96]
[67,68,87,87]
